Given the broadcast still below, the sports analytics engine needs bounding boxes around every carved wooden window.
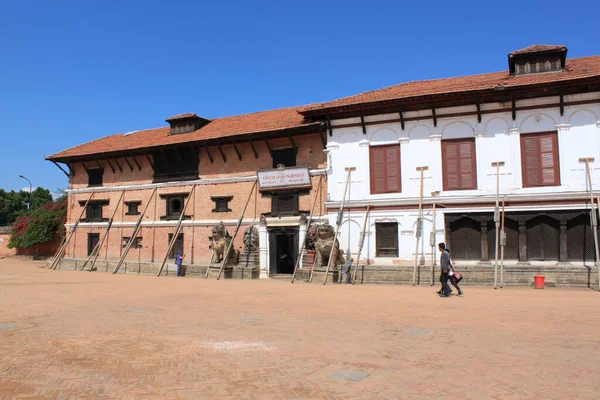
[122,237,142,249]
[80,200,109,222]
[369,145,401,194]
[375,222,398,257]
[271,192,299,217]
[272,148,297,168]
[152,147,199,183]
[125,201,141,215]
[520,131,560,188]
[441,138,477,190]
[211,196,233,213]
[88,168,103,187]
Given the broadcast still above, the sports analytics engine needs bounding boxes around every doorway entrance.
[268,227,298,275]
[87,233,100,256]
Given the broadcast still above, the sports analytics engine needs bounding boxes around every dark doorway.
[449,217,480,260]
[526,215,559,261]
[87,233,100,256]
[567,213,597,262]
[168,233,184,259]
[269,227,298,274]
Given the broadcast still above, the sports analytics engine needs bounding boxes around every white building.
[300,45,600,278]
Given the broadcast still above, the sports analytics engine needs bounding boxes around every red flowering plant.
[9,196,66,249]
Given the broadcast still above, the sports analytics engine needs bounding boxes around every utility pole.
[413,166,428,286]
[19,175,32,210]
[579,157,600,291]
[491,162,504,289]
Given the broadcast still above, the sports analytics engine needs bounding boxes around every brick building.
[49,44,600,286]
[47,107,327,277]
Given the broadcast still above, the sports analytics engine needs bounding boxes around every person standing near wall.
[438,243,451,297]
[175,252,184,277]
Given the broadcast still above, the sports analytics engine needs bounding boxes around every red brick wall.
[64,133,327,264]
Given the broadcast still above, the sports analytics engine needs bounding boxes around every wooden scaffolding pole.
[352,204,371,285]
[291,176,323,283]
[50,192,95,270]
[323,167,354,285]
[216,180,257,280]
[157,185,197,277]
[412,166,428,285]
[430,201,437,286]
[499,197,506,288]
[82,190,125,271]
[580,158,600,291]
[113,188,158,274]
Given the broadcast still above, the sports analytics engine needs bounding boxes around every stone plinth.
[308,268,339,284]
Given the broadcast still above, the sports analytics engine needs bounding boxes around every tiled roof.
[165,112,200,121]
[509,44,566,56]
[301,55,600,114]
[47,106,320,161]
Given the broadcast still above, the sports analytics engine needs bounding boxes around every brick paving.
[1,258,599,399]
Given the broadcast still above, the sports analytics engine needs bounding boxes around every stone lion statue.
[210,222,239,265]
[243,225,259,253]
[315,223,344,268]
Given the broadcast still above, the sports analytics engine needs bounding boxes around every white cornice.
[65,169,327,194]
[325,190,593,208]
[509,127,520,135]
[556,124,571,131]
[66,216,328,229]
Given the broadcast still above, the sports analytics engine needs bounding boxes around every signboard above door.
[257,166,312,191]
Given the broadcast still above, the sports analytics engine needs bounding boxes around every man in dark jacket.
[438,243,452,297]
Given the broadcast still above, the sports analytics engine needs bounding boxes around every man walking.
[438,243,452,297]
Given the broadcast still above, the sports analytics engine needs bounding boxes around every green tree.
[0,188,53,226]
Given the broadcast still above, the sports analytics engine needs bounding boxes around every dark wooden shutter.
[376,223,399,257]
[442,139,476,190]
[370,145,401,194]
[521,131,560,187]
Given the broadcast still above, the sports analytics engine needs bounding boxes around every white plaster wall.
[327,94,600,203]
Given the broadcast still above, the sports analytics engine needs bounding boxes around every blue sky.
[1,0,599,194]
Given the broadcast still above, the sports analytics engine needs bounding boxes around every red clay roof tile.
[47,106,319,161]
[509,44,566,55]
[301,55,600,114]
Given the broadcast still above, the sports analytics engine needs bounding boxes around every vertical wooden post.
[430,201,437,286]
[352,205,371,285]
[413,166,428,286]
[291,176,323,283]
[579,158,600,290]
[500,197,506,288]
[323,167,354,285]
[518,220,527,262]
[491,161,504,289]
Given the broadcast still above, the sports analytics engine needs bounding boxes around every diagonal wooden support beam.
[146,154,154,169]
[51,161,70,178]
[69,163,75,176]
[232,143,242,161]
[217,145,227,162]
[264,139,273,157]
[124,157,134,172]
[431,107,437,127]
[113,158,123,173]
[105,159,115,173]
[132,156,142,171]
[319,132,326,149]
[512,98,516,121]
[250,141,259,159]
[476,100,482,123]
[360,116,366,134]
[203,145,214,163]
[95,160,103,169]
[326,116,333,137]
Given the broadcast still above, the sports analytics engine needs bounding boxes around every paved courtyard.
[1,258,599,399]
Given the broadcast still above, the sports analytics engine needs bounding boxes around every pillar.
[518,220,527,262]
[259,222,268,279]
[559,220,568,263]
[480,221,489,261]
[444,219,452,254]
